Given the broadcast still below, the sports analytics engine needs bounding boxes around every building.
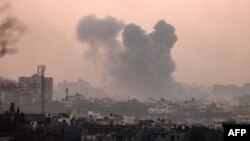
[0,80,21,105]
[148,107,170,114]
[62,92,85,108]
[239,95,250,106]
[24,114,46,130]
[150,132,188,141]
[119,116,138,125]
[236,115,250,124]
[19,73,53,104]
[140,129,189,141]
[0,66,53,110]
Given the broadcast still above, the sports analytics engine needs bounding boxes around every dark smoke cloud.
[0,2,25,58]
[77,15,124,43]
[113,21,178,98]
[0,18,25,57]
[77,15,180,99]
[77,15,123,62]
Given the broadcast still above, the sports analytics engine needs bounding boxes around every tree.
[9,102,16,113]
[8,102,16,121]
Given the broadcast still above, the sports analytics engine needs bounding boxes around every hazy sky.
[1,0,250,86]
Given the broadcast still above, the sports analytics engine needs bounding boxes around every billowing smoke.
[77,15,180,99]
[0,18,25,57]
[0,1,25,58]
[77,15,123,43]
[77,15,123,61]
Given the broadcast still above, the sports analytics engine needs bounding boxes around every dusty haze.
[1,0,250,90]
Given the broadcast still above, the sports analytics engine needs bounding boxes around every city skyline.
[1,1,250,140]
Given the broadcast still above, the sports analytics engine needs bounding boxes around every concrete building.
[236,115,250,124]
[148,107,170,114]
[140,129,189,141]
[121,116,138,125]
[239,95,250,106]
[150,132,188,141]
[19,73,53,104]
[24,114,46,130]
[62,92,85,108]
[0,80,21,105]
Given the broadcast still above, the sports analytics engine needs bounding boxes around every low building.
[148,107,170,114]
[140,129,189,141]
[150,132,188,141]
[236,115,250,124]
[121,116,138,125]
[62,92,85,108]
[24,114,46,130]
[239,95,250,106]
[212,118,226,129]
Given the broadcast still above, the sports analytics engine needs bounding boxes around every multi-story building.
[19,73,53,104]
[0,80,21,105]
[0,66,53,110]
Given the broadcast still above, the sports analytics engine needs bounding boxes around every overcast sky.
[1,0,250,87]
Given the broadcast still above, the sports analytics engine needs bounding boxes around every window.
[170,135,175,141]
[161,134,166,138]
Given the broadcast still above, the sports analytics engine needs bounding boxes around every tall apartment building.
[19,74,53,104]
[0,80,21,105]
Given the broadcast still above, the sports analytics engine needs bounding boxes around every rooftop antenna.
[66,88,68,100]
[37,65,46,114]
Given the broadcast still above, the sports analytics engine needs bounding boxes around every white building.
[212,118,226,129]
[236,115,250,124]
[148,107,170,114]
[88,111,101,119]
[121,116,138,125]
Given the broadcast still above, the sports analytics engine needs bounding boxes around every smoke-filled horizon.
[77,15,182,99]
[1,0,250,91]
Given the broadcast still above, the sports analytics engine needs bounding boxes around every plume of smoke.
[114,20,178,98]
[77,15,124,43]
[77,15,180,99]
[77,15,124,65]
[0,1,25,58]
[0,18,25,57]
